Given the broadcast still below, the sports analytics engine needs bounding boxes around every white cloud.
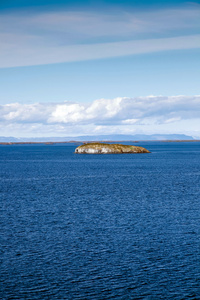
[0,5,200,68]
[50,103,85,123]
[1,103,53,122]
[0,96,200,137]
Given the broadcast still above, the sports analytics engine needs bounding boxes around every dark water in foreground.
[0,142,199,300]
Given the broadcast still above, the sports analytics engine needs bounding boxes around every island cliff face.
[75,143,150,154]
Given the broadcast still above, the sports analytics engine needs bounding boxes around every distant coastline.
[0,140,200,145]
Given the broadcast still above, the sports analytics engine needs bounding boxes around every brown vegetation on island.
[75,143,150,154]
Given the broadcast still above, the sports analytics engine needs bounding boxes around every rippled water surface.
[0,142,200,299]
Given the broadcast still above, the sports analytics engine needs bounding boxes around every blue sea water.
[0,142,199,300]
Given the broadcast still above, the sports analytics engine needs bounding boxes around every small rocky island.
[75,143,150,154]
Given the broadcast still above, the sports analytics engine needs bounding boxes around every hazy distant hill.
[71,134,195,141]
[0,136,20,142]
[0,134,194,143]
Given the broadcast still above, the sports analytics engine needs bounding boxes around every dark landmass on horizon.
[0,140,200,146]
[0,134,198,144]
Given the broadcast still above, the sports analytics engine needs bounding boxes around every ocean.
[0,142,199,299]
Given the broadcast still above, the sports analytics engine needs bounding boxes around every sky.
[0,0,200,138]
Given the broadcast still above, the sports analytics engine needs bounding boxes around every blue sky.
[0,0,200,138]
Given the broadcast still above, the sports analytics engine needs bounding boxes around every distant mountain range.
[0,134,195,142]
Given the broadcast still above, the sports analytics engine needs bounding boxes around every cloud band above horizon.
[1,96,200,138]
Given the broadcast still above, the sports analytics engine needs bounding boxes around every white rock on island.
[75,143,150,154]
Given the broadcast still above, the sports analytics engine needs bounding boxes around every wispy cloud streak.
[1,35,200,68]
[0,5,200,68]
